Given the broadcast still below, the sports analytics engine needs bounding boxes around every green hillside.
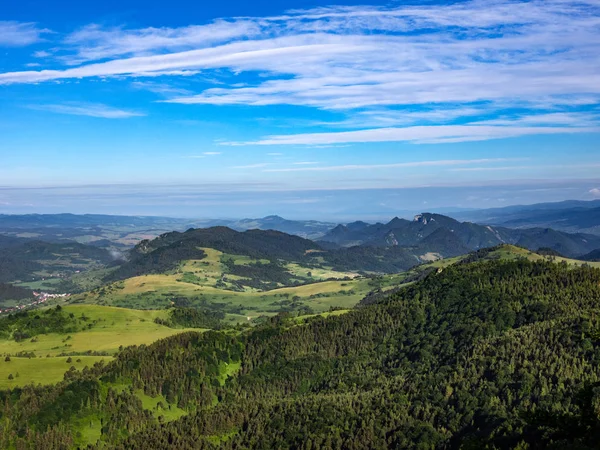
[2,255,600,448]
[73,246,386,321]
[0,305,203,388]
[69,244,600,322]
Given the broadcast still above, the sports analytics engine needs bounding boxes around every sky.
[0,0,599,220]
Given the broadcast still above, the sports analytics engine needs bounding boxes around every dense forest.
[0,241,113,284]
[0,283,33,302]
[0,306,93,341]
[2,258,600,448]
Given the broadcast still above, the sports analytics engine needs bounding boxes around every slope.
[3,257,600,448]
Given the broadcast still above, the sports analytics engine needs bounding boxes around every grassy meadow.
[72,247,385,322]
[3,244,595,390]
[0,304,202,388]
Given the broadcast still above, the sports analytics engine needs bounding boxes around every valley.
[1,208,600,448]
[1,246,600,448]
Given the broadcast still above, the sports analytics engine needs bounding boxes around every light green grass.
[71,245,599,325]
[0,356,108,388]
[490,245,600,267]
[0,305,201,358]
[74,252,377,321]
[285,263,358,281]
[135,389,187,422]
[0,305,202,389]
[73,413,103,447]
[217,360,242,386]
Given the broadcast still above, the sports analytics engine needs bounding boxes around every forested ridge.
[3,257,600,448]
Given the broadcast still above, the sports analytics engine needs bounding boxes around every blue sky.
[0,0,599,219]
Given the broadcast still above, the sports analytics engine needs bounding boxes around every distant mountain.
[580,249,600,262]
[108,225,453,279]
[0,240,113,284]
[450,200,600,235]
[320,212,600,258]
[108,226,323,281]
[214,215,336,239]
[0,213,336,246]
[0,213,188,229]
[0,213,200,248]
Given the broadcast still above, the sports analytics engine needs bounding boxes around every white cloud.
[232,163,271,169]
[0,21,50,47]
[474,112,600,127]
[33,50,51,58]
[263,158,522,172]
[130,81,192,96]
[1,0,599,143]
[60,21,263,64]
[28,102,145,119]
[590,188,600,198]
[184,152,221,159]
[450,166,533,172]
[224,124,598,146]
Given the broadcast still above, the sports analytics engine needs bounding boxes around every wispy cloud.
[33,50,51,58]
[232,163,271,169]
[185,152,222,159]
[263,158,523,173]
[1,0,599,144]
[130,81,192,96]
[60,21,263,64]
[224,124,598,146]
[0,21,50,47]
[28,102,145,119]
[450,166,533,172]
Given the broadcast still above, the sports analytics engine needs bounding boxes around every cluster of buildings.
[0,292,71,315]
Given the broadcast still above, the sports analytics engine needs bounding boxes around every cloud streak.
[1,0,599,144]
[263,158,524,172]
[225,124,598,146]
[0,21,50,47]
[28,102,145,119]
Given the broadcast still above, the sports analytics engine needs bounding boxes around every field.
[72,245,598,323]
[0,304,201,387]
[488,245,600,267]
[76,272,408,323]
[4,245,595,388]
[0,355,107,389]
[72,248,377,322]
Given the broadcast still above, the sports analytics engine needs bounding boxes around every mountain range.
[450,199,600,235]
[320,212,600,258]
[196,215,335,239]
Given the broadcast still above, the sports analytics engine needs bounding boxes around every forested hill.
[0,240,113,284]
[320,212,600,257]
[581,249,600,261]
[5,257,600,448]
[107,226,322,281]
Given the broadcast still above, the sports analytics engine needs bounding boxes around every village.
[0,292,71,315]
